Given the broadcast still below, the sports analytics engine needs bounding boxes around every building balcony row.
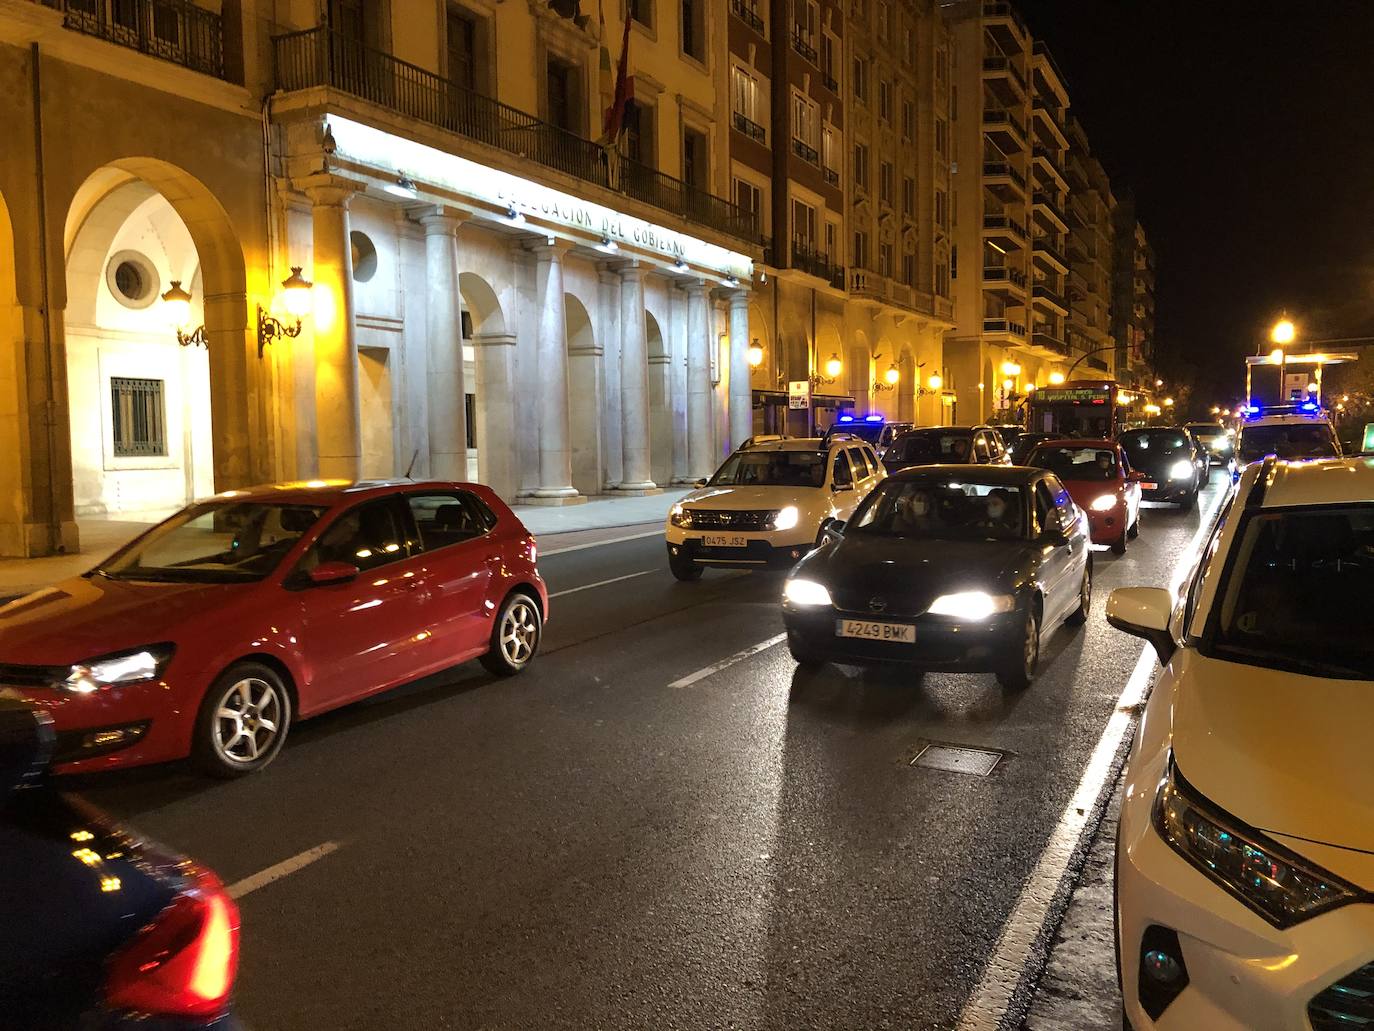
[729,0,765,35]
[788,241,847,289]
[31,0,227,79]
[851,270,944,320]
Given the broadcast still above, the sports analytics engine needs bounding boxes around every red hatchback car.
[1024,440,1142,554]
[0,480,548,778]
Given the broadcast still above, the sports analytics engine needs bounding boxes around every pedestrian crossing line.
[668,633,788,688]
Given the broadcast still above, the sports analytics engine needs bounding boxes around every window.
[307,499,409,574]
[821,124,838,175]
[446,7,477,90]
[831,450,853,487]
[733,178,763,228]
[879,241,894,278]
[902,175,915,217]
[876,0,890,41]
[546,57,580,133]
[901,99,915,140]
[731,65,763,136]
[879,160,894,205]
[791,90,819,161]
[853,230,869,269]
[853,142,868,188]
[628,0,653,28]
[878,79,893,122]
[792,198,817,248]
[824,220,839,263]
[681,0,705,61]
[902,251,915,286]
[794,0,819,47]
[935,189,948,229]
[935,118,949,157]
[111,377,166,457]
[821,32,838,85]
[623,98,653,166]
[936,259,950,296]
[852,56,868,103]
[683,125,708,187]
[406,491,497,551]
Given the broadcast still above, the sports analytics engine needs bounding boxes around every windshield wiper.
[1215,642,1370,680]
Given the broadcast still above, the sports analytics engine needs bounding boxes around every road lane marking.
[226,841,341,900]
[549,569,656,599]
[541,529,664,557]
[669,633,787,688]
[956,487,1226,1030]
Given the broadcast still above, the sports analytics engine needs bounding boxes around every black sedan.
[782,467,1091,689]
[882,426,1010,473]
[1118,427,1204,508]
[0,699,241,1029]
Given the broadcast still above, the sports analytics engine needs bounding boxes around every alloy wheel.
[1024,612,1040,675]
[500,598,539,667]
[214,677,283,765]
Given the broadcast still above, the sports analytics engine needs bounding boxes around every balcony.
[271,27,759,243]
[39,0,225,78]
[982,266,1027,295]
[732,111,766,144]
[982,160,1027,199]
[1032,236,1069,273]
[982,1,1028,48]
[1032,101,1069,149]
[982,213,1028,248]
[935,296,954,321]
[822,71,839,93]
[981,54,1026,104]
[791,137,819,165]
[1030,330,1069,358]
[823,166,840,187]
[791,240,841,285]
[1032,283,1068,315]
[791,31,818,64]
[982,108,1027,149]
[729,0,765,34]
[1032,192,1068,232]
[851,268,883,301]
[1032,146,1069,192]
[983,318,1027,341]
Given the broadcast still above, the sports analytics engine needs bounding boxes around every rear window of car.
[887,431,973,464]
[1238,423,1339,462]
[1028,445,1119,482]
[1120,430,1190,462]
[1204,505,1374,680]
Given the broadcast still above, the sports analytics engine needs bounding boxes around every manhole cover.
[910,743,1005,777]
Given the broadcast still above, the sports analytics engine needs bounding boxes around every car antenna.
[404,449,419,479]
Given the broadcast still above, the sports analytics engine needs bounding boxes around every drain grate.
[910,743,1006,777]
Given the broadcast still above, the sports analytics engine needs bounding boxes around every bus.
[1027,380,1134,439]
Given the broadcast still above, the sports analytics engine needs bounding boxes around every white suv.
[1235,412,1341,470]
[1108,456,1374,1030]
[665,436,883,580]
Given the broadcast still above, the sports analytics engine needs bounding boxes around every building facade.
[1064,115,1116,383]
[0,0,766,556]
[1111,193,1156,391]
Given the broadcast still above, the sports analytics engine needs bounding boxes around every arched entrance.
[645,311,672,486]
[564,293,600,497]
[62,161,249,518]
[0,188,25,555]
[457,270,508,487]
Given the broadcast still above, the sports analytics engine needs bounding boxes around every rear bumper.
[668,538,812,569]
[1142,480,1195,503]
[782,606,1023,669]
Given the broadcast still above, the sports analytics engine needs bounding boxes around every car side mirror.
[1127,470,1146,482]
[1106,587,1176,664]
[821,518,846,544]
[693,478,708,488]
[307,561,360,587]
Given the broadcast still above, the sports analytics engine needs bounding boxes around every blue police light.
[1300,402,1318,413]
[838,415,856,423]
[864,414,885,423]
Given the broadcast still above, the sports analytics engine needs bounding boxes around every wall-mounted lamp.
[746,338,765,368]
[1000,360,1022,378]
[1048,370,1066,385]
[160,280,207,348]
[256,266,313,358]
[872,362,900,392]
[811,352,842,387]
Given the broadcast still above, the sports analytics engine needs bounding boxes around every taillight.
[105,868,240,1019]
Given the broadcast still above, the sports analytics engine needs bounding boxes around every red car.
[0,480,548,777]
[1024,440,1142,554]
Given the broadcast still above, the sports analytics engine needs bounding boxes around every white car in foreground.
[664,436,883,580]
[1108,456,1374,1030]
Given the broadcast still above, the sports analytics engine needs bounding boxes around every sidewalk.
[0,490,686,601]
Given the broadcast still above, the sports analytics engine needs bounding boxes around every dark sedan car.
[882,426,1010,473]
[1009,431,1054,466]
[1118,427,1204,508]
[781,466,1091,690]
[0,699,240,1028]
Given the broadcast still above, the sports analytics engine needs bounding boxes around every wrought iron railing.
[732,111,766,144]
[791,31,818,64]
[983,318,1027,338]
[729,0,764,34]
[823,166,840,187]
[983,161,1027,189]
[822,71,839,93]
[791,241,840,284]
[47,0,224,78]
[273,27,759,243]
[983,266,1027,288]
[791,137,819,164]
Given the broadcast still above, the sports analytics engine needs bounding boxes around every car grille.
[687,510,776,531]
[0,663,65,689]
[1310,961,1374,1030]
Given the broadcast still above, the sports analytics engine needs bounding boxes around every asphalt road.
[70,476,1228,1031]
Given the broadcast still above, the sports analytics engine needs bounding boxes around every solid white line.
[540,529,664,557]
[955,645,1154,1031]
[226,841,341,900]
[669,633,787,688]
[549,569,655,599]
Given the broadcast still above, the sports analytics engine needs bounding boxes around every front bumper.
[1118,765,1374,1029]
[1086,508,1126,545]
[781,605,1023,669]
[1141,478,1195,503]
[666,535,813,569]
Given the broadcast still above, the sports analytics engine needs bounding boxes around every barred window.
[111,377,167,458]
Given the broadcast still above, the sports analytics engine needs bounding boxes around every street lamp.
[1164,397,1175,407]
[1048,370,1066,386]
[1271,318,1296,346]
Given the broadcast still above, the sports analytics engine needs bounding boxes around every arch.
[645,311,673,487]
[0,188,26,555]
[457,271,509,484]
[458,271,506,337]
[564,293,600,496]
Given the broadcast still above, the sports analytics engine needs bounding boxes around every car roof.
[887,464,1043,486]
[1031,438,1120,450]
[738,437,830,453]
[1249,457,1374,508]
[899,425,982,434]
[207,479,469,506]
[1243,414,1335,427]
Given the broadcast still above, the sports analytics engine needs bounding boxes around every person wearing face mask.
[977,488,1019,536]
[892,488,933,534]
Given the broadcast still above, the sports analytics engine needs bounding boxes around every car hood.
[0,576,253,665]
[1172,652,1374,856]
[804,535,1030,617]
[679,485,825,511]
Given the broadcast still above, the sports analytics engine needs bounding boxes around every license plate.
[702,534,748,548]
[836,619,916,643]
[1141,482,1158,490]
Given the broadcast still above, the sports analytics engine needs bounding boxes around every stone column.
[529,240,581,503]
[686,280,713,480]
[419,207,470,481]
[728,289,752,450]
[302,175,363,480]
[669,287,690,482]
[616,262,658,493]
[598,266,623,489]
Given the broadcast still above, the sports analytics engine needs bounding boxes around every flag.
[598,0,614,107]
[601,5,635,143]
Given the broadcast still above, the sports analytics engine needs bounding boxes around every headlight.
[771,506,800,531]
[1153,759,1361,928]
[1090,494,1118,512]
[1169,460,1194,480]
[63,645,175,695]
[926,591,1016,620]
[669,504,693,529]
[784,579,832,607]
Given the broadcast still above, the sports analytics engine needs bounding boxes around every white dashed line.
[669,633,788,688]
[540,529,664,557]
[549,569,656,599]
[226,841,341,900]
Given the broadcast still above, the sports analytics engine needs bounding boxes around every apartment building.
[1111,193,1156,391]
[727,0,954,437]
[0,0,763,556]
[1064,115,1117,381]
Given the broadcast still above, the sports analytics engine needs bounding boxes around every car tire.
[1111,528,1128,555]
[1179,490,1197,511]
[192,661,292,779]
[1126,512,1140,540]
[668,550,703,582]
[996,603,1039,691]
[1068,561,1092,625]
[480,592,542,677]
[787,633,825,669]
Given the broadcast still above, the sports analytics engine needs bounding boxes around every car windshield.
[826,422,885,445]
[1187,424,1225,442]
[1238,423,1339,462]
[1028,445,1119,482]
[887,431,974,465]
[709,450,827,487]
[1208,506,1374,679]
[1120,430,1190,465]
[95,501,327,584]
[849,479,1027,541]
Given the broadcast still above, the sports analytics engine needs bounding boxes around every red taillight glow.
[105,869,240,1019]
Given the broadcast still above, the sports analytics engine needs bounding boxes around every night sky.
[1014,0,1374,405]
